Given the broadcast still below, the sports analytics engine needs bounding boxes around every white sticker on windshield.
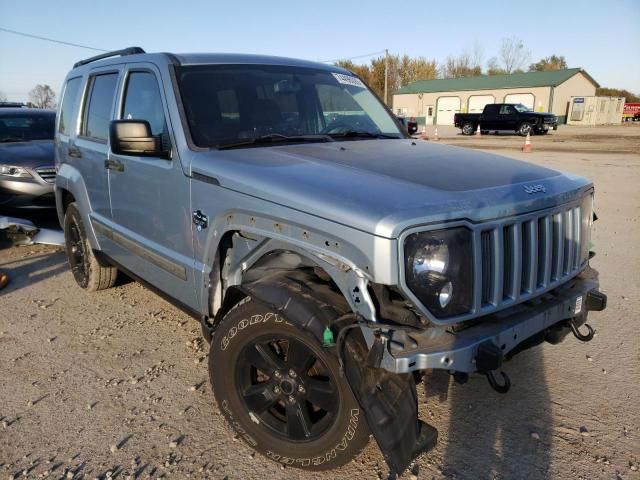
[332,72,366,89]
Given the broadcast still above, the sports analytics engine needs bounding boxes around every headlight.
[579,193,594,264]
[404,227,473,318]
[0,165,32,178]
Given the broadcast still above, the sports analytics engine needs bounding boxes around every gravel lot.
[1,125,639,480]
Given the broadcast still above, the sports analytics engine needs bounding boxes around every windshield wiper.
[217,133,334,150]
[327,131,399,140]
[0,137,26,143]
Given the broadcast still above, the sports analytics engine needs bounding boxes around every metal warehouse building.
[393,68,599,126]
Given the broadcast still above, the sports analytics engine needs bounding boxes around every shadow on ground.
[424,346,552,479]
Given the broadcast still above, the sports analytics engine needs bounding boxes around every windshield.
[513,104,532,113]
[0,113,55,142]
[176,64,404,148]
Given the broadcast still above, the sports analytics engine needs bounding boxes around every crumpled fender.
[342,329,437,476]
[237,270,436,476]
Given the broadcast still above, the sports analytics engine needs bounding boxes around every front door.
[105,64,196,308]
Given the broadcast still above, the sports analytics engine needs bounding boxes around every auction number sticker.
[332,72,366,89]
[575,296,583,314]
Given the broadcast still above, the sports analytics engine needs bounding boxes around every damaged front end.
[339,266,606,476]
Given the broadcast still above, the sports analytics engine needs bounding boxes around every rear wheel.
[64,203,117,291]
[461,122,475,135]
[209,298,369,470]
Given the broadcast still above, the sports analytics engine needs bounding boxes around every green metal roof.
[394,68,599,95]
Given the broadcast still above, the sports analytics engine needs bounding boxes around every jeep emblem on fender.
[523,184,546,194]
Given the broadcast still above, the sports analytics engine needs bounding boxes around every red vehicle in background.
[623,103,640,121]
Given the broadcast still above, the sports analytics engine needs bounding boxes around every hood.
[0,140,54,169]
[191,139,591,238]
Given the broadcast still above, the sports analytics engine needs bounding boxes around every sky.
[1,0,639,103]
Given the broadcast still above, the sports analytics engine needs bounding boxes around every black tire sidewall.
[209,298,369,471]
[63,203,89,288]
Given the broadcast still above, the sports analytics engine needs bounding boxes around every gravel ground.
[1,132,639,480]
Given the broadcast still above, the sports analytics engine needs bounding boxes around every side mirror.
[109,120,169,158]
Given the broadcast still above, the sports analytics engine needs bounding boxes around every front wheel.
[518,123,532,136]
[209,298,370,471]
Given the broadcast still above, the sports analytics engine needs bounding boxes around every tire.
[64,202,117,291]
[461,122,475,135]
[518,123,532,136]
[209,298,370,471]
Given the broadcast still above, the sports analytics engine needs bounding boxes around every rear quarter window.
[58,77,82,135]
[81,73,119,142]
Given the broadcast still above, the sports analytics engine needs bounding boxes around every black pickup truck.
[454,103,558,136]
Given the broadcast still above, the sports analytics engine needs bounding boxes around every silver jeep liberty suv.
[55,47,607,476]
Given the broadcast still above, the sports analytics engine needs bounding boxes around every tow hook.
[486,370,511,394]
[569,320,594,342]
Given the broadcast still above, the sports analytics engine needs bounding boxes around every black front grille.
[477,203,585,310]
[35,167,56,184]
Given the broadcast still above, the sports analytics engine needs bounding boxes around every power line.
[321,50,386,64]
[0,27,108,52]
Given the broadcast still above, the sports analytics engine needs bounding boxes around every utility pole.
[384,48,389,106]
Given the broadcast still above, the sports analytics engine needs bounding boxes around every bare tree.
[28,84,56,109]
[498,37,531,74]
[486,57,507,76]
[441,52,481,79]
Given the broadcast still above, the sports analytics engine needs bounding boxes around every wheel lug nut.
[274,371,282,378]
[298,385,305,393]
[289,370,297,378]
[288,395,296,403]
[273,386,281,394]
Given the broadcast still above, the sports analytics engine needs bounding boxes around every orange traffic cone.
[475,124,481,136]
[420,127,429,140]
[522,132,532,153]
[433,127,439,141]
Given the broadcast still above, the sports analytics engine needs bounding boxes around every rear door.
[75,68,122,222]
[104,63,196,308]
[481,104,500,129]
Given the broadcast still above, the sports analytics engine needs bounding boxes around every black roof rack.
[73,47,146,68]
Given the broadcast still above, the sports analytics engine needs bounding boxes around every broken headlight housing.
[404,228,473,318]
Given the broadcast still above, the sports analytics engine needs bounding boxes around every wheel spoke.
[286,339,316,374]
[305,378,337,412]
[244,343,285,373]
[286,401,312,440]
[242,383,278,413]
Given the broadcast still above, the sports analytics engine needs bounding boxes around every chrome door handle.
[104,159,125,172]
[68,146,82,158]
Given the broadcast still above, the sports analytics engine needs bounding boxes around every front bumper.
[0,175,55,208]
[376,271,605,374]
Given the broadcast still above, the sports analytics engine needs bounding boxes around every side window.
[58,77,82,135]
[499,105,512,115]
[121,71,166,136]
[82,73,118,141]
[484,104,498,115]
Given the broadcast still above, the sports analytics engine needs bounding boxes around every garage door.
[436,96,461,125]
[468,95,495,113]
[504,93,535,110]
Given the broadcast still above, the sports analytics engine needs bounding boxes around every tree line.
[336,37,640,105]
